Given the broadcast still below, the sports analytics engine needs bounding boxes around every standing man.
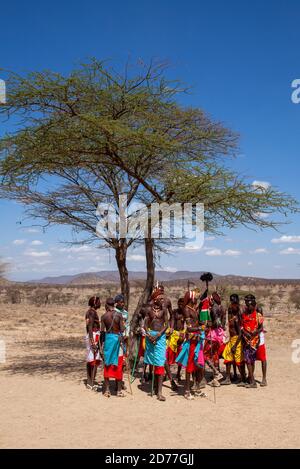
[101,298,126,397]
[241,294,263,389]
[221,294,246,385]
[115,294,129,339]
[143,289,169,401]
[176,291,205,400]
[114,294,129,391]
[157,283,173,320]
[85,296,101,390]
[255,306,268,387]
[203,292,225,385]
[166,298,186,383]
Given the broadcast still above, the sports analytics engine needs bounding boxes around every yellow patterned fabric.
[167,329,185,352]
[222,335,244,364]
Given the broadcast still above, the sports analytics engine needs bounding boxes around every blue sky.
[1,0,300,280]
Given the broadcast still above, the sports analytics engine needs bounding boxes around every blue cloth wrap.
[176,331,205,367]
[103,332,120,366]
[144,331,166,367]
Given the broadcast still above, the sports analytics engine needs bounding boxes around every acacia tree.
[0,60,298,315]
[0,60,235,308]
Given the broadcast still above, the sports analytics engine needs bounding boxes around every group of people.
[85,282,267,401]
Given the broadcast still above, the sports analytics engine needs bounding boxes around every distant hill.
[28,270,300,286]
[29,270,214,285]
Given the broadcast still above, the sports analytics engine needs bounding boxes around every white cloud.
[252,248,268,254]
[13,239,26,245]
[279,247,300,255]
[205,236,216,241]
[205,248,241,257]
[127,254,146,262]
[272,235,300,244]
[178,243,203,252]
[224,249,241,256]
[205,249,222,256]
[58,245,94,253]
[252,180,271,191]
[24,250,51,258]
[31,240,43,246]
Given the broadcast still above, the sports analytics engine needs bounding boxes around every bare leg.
[195,368,206,393]
[221,363,232,385]
[141,364,148,383]
[86,363,92,387]
[165,362,178,390]
[232,362,238,381]
[157,374,166,401]
[184,371,194,399]
[117,379,125,397]
[236,362,247,386]
[176,365,182,382]
[238,363,246,382]
[103,378,111,397]
[245,363,257,388]
[260,361,267,386]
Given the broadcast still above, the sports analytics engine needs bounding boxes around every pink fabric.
[206,327,225,345]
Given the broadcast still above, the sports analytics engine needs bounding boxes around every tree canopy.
[0,59,298,308]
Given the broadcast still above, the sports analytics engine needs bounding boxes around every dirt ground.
[1,304,300,449]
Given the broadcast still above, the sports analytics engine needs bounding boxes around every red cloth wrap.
[104,356,124,381]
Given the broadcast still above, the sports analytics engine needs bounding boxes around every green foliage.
[0,59,297,239]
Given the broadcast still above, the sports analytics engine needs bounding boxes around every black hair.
[230,293,239,304]
[88,296,101,308]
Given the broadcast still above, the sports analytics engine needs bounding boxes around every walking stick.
[151,367,155,397]
[211,333,216,405]
[130,335,140,383]
[125,335,133,395]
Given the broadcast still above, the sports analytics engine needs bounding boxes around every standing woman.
[85,296,101,390]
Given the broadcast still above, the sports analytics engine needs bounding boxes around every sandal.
[103,391,111,398]
[245,382,257,388]
[215,372,223,381]
[157,395,166,401]
[184,392,194,400]
[220,379,232,386]
[117,390,126,397]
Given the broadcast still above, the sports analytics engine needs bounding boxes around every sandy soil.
[1,305,300,448]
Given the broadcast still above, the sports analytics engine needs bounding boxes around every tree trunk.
[115,240,130,310]
[130,237,155,330]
